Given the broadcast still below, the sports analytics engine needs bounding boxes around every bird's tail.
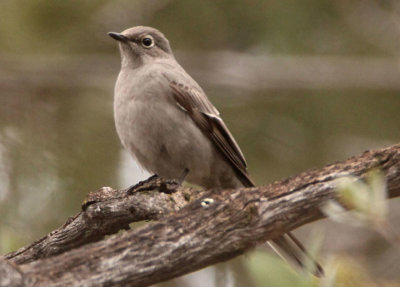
[238,174,324,277]
[268,232,324,277]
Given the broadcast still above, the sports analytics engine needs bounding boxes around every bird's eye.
[141,36,154,48]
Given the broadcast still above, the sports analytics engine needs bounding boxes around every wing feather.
[169,80,254,187]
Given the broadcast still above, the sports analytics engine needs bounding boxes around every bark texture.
[1,143,400,287]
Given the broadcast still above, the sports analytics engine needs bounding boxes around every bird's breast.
[113,69,212,177]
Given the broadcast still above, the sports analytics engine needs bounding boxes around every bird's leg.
[178,168,190,185]
[126,174,159,194]
[158,168,189,194]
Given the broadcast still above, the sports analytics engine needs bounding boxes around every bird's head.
[108,26,174,68]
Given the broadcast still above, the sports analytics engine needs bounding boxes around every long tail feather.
[269,233,324,277]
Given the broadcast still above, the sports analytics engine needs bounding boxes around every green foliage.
[323,171,388,228]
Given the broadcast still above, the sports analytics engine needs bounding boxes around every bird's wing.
[169,80,254,187]
[170,81,324,276]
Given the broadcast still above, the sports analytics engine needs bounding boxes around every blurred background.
[1,0,400,286]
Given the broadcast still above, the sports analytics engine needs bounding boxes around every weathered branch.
[2,143,400,287]
[5,177,204,265]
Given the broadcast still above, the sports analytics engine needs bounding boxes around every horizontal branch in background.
[1,143,400,287]
[1,53,400,91]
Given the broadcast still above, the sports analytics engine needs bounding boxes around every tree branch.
[2,143,400,287]
[5,177,204,265]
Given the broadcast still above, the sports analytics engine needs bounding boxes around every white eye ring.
[141,35,154,48]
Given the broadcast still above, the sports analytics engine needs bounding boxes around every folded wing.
[169,80,254,187]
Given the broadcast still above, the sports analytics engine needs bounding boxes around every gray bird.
[109,26,323,276]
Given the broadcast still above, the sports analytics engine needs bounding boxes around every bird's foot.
[126,174,159,194]
[126,170,189,195]
[156,168,189,194]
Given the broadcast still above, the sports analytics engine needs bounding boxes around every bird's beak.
[108,32,128,42]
